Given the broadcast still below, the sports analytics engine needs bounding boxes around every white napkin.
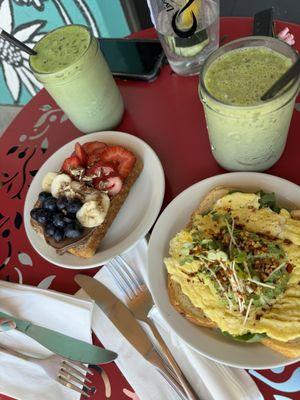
[0,280,94,400]
[77,239,263,400]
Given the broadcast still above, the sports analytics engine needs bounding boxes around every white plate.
[24,131,165,269]
[148,172,300,369]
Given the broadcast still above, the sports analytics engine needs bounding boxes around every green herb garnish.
[201,239,223,251]
[222,331,267,343]
[234,251,247,263]
[257,190,280,213]
[211,211,220,221]
[267,243,285,259]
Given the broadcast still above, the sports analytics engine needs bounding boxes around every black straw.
[0,28,37,56]
[261,57,300,101]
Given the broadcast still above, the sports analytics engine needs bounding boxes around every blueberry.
[31,208,51,225]
[63,215,74,224]
[66,199,82,214]
[45,223,55,237]
[30,207,42,221]
[53,228,65,242]
[38,191,52,204]
[43,197,58,212]
[56,196,68,211]
[38,210,52,225]
[65,223,83,239]
[53,212,66,228]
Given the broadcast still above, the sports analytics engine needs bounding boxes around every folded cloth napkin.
[77,239,263,400]
[0,280,94,400]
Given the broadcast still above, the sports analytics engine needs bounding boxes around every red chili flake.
[286,263,294,273]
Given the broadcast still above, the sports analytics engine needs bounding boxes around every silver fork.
[107,255,200,400]
[0,345,94,397]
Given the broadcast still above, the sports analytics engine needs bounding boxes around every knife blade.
[75,274,189,399]
[0,311,117,364]
[75,274,153,357]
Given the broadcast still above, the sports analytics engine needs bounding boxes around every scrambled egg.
[164,192,300,342]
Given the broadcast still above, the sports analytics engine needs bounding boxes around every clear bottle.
[147,0,220,76]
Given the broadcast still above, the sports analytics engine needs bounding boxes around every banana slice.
[70,181,101,202]
[76,194,110,228]
[42,172,58,192]
[84,188,103,202]
[51,173,72,198]
[70,181,84,192]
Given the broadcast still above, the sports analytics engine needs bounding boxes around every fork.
[0,345,94,397]
[107,255,200,400]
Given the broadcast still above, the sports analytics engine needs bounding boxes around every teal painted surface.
[95,0,130,37]
[0,0,130,105]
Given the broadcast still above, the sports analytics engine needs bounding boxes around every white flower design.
[13,0,46,11]
[0,0,44,103]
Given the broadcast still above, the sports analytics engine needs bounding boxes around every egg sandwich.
[164,187,300,358]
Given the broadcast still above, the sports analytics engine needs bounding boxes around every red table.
[0,17,299,400]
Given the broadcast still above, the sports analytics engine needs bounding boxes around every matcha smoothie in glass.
[199,36,300,171]
[30,25,124,133]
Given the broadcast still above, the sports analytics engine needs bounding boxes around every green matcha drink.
[199,36,300,171]
[30,25,124,133]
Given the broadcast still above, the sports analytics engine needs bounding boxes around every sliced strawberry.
[75,142,87,166]
[86,161,116,177]
[93,177,109,191]
[100,146,136,178]
[87,152,102,166]
[106,176,123,196]
[102,164,116,176]
[61,156,81,174]
[82,141,107,155]
[93,175,122,196]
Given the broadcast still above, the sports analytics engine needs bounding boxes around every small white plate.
[24,131,165,269]
[148,172,300,369]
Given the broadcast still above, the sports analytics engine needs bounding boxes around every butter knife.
[75,274,188,399]
[0,311,117,364]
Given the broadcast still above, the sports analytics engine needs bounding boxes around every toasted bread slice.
[31,158,143,258]
[168,276,300,358]
[168,277,216,328]
[261,337,300,358]
[167,186,300,359]
[187,186,232,229]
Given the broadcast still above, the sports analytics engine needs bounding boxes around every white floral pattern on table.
[0,0,121,105]
[0,0,44,103]
[13,0,47,10]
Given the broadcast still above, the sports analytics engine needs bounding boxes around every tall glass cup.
[30,25,124,133]
[199,36,300,171]
[147,0,219,76]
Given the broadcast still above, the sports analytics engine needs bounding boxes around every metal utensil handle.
[0,344,29,360]
[147,319,200,400]
[158,369,187,400]
[147,348,188,400]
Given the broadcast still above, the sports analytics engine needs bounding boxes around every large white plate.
[24,131,165,269]
[148,172,300,369]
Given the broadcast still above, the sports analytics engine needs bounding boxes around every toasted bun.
[31,158,143,258]
[168,186,300,359]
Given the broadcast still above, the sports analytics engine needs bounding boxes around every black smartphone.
[253,8,275,37]
[98,38,166,81]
